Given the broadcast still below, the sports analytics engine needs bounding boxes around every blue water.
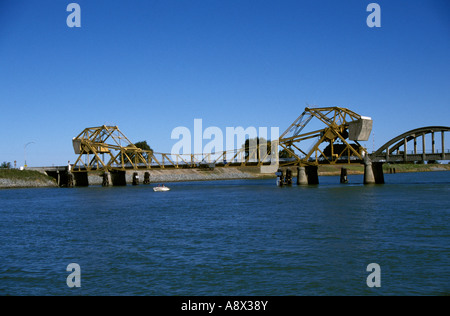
[0,172,449,295]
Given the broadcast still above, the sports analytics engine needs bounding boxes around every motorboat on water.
[153,185,170,192]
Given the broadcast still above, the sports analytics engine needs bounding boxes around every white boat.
[153,186,170,192]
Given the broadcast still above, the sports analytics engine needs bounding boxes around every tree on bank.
[242,137,271,161]
[0,162,11,169]
[278,148,294,159]
[123,141,153,164]
[134,141,153,159]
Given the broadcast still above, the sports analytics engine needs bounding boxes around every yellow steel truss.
[279,106,371,166]
[72,107,371,172]
[72,125,154,172]
[71,125,274,172]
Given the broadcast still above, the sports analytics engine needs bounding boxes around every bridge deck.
[370,151,448,163]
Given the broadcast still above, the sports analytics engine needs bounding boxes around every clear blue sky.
[1,0,449,166]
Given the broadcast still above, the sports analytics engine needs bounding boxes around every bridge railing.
[147,148,277,168]
[73,145,279,171]
[374,149,450,155]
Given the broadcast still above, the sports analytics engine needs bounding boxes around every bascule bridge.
[36,106,448,187]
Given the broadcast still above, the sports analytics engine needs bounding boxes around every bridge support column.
[285,168,292,185]
[340,167,348,184]
[111,170,126,186]
[297,167,308,185]
[364,161,384,184]
[403,137,408,162]
[132,172,139,185]
[442,131,446,160]
[143,172,150,184]
[67,172,74,188]
[48,169,78,187]
[276,168,284,186]
[102,172,112,186]
[372,162,385,184]
[422,133,426,162]
[432,132,435,154]
[364,161,375,184]
[73,172,88,187]
[305,166,319,185]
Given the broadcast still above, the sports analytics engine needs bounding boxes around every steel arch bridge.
[370,126,450,163]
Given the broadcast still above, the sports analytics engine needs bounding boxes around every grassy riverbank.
[318,163,450,176]
[0,169,57,188]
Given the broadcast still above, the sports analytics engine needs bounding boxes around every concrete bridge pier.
[143,172,150,184]
[132,172,139,185]
[111,170,126,186]
[296,167,308,185]
[67,172,74,187]
[295,166,319,185]
[276,168,284,186]
[363,160,384,184]
[340,167,348,184]
[102,172,112,186]
[44,168,77,187]
[285,168,292,185]
[305,166,319,185]
[73,172,88,187]
[363,161,375,184]
[372,162,385,184]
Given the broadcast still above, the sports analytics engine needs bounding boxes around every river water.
[0,171,449,296]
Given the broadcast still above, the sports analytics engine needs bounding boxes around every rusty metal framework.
[279,106,373,166]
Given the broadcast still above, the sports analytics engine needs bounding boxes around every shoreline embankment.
[0,169,59,189]
[1,164,449,189]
